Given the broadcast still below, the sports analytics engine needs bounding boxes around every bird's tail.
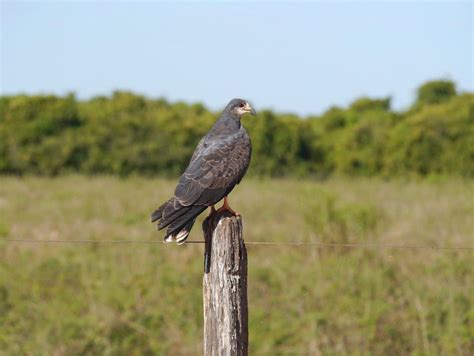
[164,217,198,245]
[151,198,206,244]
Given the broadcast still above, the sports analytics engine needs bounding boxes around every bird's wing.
[174,133,247,206]
[189,136,206,163]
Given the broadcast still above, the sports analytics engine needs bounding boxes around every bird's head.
[225,98,256,118]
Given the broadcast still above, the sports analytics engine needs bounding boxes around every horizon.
[0,77,468,118]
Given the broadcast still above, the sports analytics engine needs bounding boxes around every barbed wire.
[2,239,473,250]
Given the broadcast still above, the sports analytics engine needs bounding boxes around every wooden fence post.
[202,211,248,356]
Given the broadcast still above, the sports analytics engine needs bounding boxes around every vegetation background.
[0,176,472,354]
[0,80,473,354]
[1,80,473,178]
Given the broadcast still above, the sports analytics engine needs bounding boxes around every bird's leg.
[217,196,240,216]
[208,205,216,217]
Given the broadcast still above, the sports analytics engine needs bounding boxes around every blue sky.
[1,1,472,115]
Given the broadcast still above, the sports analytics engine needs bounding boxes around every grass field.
[0,176,472,355]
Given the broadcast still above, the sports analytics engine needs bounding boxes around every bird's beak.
[245,102,256,116]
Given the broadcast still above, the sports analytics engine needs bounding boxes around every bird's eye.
[239,103,245,108]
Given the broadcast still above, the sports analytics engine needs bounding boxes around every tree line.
[0,80,472,178]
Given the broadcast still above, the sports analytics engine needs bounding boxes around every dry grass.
[0,176,472,354]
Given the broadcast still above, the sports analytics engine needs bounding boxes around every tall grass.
[0,176,472,354]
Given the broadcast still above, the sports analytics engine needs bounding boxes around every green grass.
[0,176,472,355]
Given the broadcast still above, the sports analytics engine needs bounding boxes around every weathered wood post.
[202,211,248,356]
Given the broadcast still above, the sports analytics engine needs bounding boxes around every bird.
[151,98,256,244]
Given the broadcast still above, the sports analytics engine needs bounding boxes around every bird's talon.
[216,197,239,216]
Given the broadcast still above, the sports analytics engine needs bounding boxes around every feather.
[150,199,171,222]
[164,214,199,244]
[165,206,206,236]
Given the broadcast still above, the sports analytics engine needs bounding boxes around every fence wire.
[2,239,473,250]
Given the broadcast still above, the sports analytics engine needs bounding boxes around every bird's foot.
[216,197,240,216]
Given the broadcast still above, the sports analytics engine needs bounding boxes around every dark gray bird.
[151,98,255,244]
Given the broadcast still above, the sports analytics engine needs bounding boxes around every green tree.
[416,80,456,106]
[0,79,471,178]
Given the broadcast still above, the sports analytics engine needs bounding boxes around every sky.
[1,1,472,116]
